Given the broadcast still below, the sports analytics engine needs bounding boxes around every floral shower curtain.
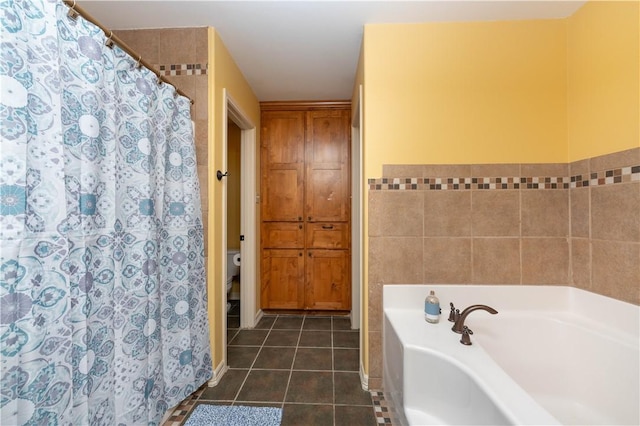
[0,1,212,425]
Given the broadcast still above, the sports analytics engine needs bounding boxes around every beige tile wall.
[570,147,640,305]
[115,28,209,255]
[368,148,640,390]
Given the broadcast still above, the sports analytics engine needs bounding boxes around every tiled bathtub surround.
[570,148,640,306]
[367,147,640,390]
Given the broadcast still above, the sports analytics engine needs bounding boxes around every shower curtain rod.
[63,0,194,104]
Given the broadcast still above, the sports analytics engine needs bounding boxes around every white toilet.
[226,249,240,311]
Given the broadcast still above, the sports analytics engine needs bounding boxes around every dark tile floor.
[163,301,387,426]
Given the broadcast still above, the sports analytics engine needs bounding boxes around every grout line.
[331,316,336,426]
[281,314,303,410]
[177,308,380,426]
[515,166,523,286]
[231,314,273,405]
[332,396,336,426]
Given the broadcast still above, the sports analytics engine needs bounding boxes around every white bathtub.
[383,285,640,425]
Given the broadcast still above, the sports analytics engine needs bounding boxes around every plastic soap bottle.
[424,290,441,323]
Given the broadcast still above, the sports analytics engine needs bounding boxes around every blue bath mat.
[184,404,282,426]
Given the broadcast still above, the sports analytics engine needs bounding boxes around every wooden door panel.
[261,165,303,221]
[261,110,305,222]
[306,223,348,249]
[262,222,304,249]
[305,168,348,222]
[261,249,304,309]
[305,250,350,310]
[306,111,349,164]
[261,111,305,164]
[305,110,350,223]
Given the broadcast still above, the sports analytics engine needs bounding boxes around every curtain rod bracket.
[105,31,114,49]
[67,0,79,19]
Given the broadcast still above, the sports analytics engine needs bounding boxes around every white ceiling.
[79,1,586,101]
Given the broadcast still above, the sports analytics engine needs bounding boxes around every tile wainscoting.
[367,147,640,389]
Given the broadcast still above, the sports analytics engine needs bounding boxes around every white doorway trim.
[352,85,367,389]
[351,85,363,331]
[222,89,257,350]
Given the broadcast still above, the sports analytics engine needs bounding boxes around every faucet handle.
[448,303,456,322]
[460,326,474,345]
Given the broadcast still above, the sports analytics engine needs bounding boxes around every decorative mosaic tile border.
[368,176,569,191]
[371,391,395,425]
[161,384,207,426]
[369,165,640,191]
[571,165,640,188]
[157,63,207,76]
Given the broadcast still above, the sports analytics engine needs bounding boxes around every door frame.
[352,85,366,388]
[222,89,257,341]
[351,86,363,331]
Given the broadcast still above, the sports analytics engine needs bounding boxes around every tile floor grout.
[162,302,395,425]
[280,319,300,412]
[230,311,379,425]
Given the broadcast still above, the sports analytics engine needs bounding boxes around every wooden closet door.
[260,103,351,312]
[261,111,305,222]
[305,110,350,222]
[261,249,305,309]
[305,250,350,310]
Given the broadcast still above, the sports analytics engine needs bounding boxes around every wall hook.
[216,170,229,181]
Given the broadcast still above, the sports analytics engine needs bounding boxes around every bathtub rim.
[384,307,561,425]
[383,284,639,340]
[382,284,639,426]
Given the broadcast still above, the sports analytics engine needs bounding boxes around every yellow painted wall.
[227,119,242,251]
[567,0,640,161]
[226,119,242,298]
[201,0,639,383]
[359,18,567,380]
[208,28,260,370]
[358,1,639,382]
[363,19,568,177]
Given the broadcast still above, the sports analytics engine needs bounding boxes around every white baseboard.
[359,361,369,391]
[253,309,264,327]
[208,360,228,386]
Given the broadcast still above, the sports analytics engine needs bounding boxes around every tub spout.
[452,304,498,334]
